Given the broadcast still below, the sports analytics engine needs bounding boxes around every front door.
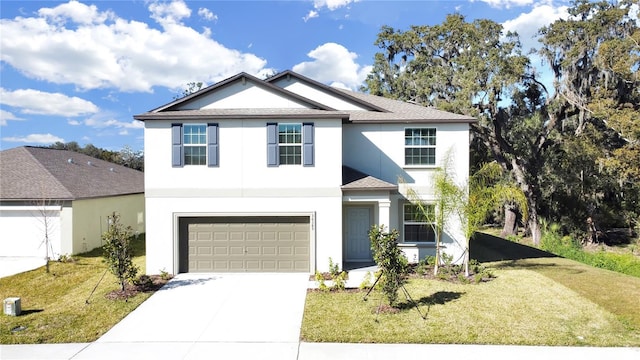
[345,207,373,262]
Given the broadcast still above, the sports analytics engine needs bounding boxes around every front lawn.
[301,259,640,346]
[0,237,161,344]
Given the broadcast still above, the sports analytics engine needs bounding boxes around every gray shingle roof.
[335,88,476,123]
[342,166,397,191]
[0,147,144,201]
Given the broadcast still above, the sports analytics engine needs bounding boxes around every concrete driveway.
[0,257,46,279]
[73,272,309,359]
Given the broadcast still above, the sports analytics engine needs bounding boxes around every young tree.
[404,151,460,276]
[102,212,139,292]
[33,197,59,273]
[460,162,528,275]
[369,226,408,307]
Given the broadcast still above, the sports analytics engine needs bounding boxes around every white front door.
[345,207,373,262]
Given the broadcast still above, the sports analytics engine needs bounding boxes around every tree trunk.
[528,207,542,246]
[501,204,518,237]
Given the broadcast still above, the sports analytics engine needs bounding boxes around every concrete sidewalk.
[2,342,639,359]
[2,271,639,359]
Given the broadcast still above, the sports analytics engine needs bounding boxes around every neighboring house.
[0,146,145,259]
[135,70,475,275]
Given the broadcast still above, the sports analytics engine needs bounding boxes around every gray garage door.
[179,216,310,273]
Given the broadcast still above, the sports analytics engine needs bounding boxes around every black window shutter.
[303,122,314,166]
[267,123,278,166]
[171,123,183,167]
[207,123,219,167]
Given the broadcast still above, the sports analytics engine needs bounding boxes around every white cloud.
[478,0,535,8]
[197,7,218,22]
[149,0,191,25]
[83,114,144,130]
[0,0,270,93]
[0,88,99,116]
[2,133,64,144]
[303,10,319,22]
[313,0,357,11]
[38,0,114,24]
[502,3,569,52]
[0,110,24,126]
[292,43,372,90]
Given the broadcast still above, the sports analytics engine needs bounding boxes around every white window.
[403,203,436,242]
[278,123,302,165]
[183,124,207,165]
[405,128,436,166]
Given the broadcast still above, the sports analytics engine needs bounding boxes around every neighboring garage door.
[179,216,310,273]
[0,207,61,258]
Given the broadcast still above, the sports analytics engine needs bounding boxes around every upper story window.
[405,128,436,166]
[403,203,435,243]
[183,124,207,165]
[171,123,219,168]
[267,122,314,167]
[278,124,302,165]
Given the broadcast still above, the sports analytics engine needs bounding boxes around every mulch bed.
[105,274,173,300]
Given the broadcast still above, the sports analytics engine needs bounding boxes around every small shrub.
[315,271,328,292]
[328,257,341,278]
[359,271,373,290]
[369,225,408,307]
[57,254,76,263]
[159,268,171,281]
[135,274,153,288]
[333,271,347,291]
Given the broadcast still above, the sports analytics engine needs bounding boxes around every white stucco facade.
[139,71,473,275]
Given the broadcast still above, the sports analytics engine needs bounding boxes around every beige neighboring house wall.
[1,147,145,259]
[70,194,145,254]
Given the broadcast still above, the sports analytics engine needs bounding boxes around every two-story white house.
[135,70,475,275]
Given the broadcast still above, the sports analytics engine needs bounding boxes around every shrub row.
[541,224,640,278]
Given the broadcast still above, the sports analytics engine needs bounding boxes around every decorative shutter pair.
[171,123,218,167]
[266,122,314,167]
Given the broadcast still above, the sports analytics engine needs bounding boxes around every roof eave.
[341,185,398,191]
[134,112,350,121]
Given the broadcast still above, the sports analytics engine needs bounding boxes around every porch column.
[378,200,391,229]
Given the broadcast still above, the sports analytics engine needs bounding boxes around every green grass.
[0,236,151,344]
[301,259,640,346]
[513,257,640,330]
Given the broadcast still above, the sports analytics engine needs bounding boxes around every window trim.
[278,123,302,165]
[404,127,437,167]
[171,123,219,168]
[183,124,207,166]
[402,203,436,243]
[267,122,314,167]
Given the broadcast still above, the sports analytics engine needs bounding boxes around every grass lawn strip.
[301,266,640,346]
[0,238,152,344]
[508,257,640,330]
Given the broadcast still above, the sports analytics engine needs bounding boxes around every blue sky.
[0,0,577,152]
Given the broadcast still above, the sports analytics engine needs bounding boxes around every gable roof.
[134,70,476,124]
[149,72,336,113]
[266,70,389,113]
[0,146,144,201]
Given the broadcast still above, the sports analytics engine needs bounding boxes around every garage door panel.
[182,216,310,273]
